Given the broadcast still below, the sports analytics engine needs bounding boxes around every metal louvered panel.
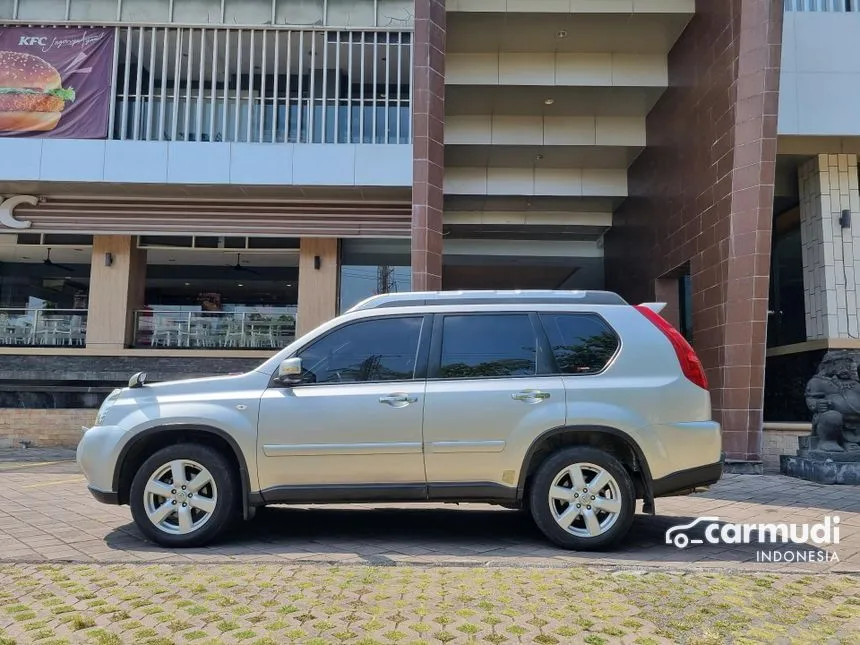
[112,25,412,144]
[13,197,411,238]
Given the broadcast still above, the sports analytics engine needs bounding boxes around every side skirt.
[251,482,519,506]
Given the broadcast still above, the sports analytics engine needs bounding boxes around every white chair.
[178,318,209,348]
[151,315,177,347]
[54,315,86,346]
[222,317,246,348]
[0,314,11,345]
[36,317,64,346]
[250,322,277,348]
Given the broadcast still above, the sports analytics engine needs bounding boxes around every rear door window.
[438,314,538,378]
[539,314,619,375]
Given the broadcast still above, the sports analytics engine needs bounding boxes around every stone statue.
[805,350,860,452]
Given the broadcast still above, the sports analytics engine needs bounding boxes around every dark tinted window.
[540,314,619,375]
[297,317,423,384]
[439,314,537,379]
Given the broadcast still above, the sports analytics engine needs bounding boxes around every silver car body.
[78,292,722,513]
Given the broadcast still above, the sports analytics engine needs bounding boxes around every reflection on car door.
[257,315,430,496]
[421,313,566,494]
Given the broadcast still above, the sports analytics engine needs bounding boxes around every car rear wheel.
[529,446,635,550]
[130,443,238,547]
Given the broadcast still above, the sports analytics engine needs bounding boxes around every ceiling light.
[544,98,555,105]
[556,30,568,38]
[184,282,191,286]
[238,283,244,287]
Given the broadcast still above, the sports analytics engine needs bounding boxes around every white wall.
[1,0,408,28]
[0,140,412,187]
[779,11,860,135]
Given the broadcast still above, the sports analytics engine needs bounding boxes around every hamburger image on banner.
[0,28,114,138]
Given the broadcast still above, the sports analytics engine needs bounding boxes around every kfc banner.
[0,27,115,139]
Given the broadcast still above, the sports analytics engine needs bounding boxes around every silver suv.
[77,291,722,550]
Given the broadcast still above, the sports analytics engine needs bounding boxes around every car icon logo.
[665,516,721,549]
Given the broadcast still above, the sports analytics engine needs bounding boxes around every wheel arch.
[113,424,253,520]
[517,425,654,503]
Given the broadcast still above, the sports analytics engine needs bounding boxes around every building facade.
[0,0,855,472]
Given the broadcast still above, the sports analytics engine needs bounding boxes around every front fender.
[108,387,263,506]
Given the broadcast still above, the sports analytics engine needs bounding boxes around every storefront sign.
[0,195,37,229]
[0,27,115,139]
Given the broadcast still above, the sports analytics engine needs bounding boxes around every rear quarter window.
[539,313,619,375]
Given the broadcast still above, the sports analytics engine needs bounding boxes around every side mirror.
[277,357,304,385]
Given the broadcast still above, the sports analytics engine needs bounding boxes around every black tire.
[529,446,635,551]
[130,443,239,548]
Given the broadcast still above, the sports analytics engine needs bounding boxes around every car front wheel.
[529,446,635,550]
[130,443,238,547]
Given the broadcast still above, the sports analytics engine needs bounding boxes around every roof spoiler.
[637,302,667,315]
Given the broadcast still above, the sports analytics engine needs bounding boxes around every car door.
[257,314,430,496]
[422,312,566,495]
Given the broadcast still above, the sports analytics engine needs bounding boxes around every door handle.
[512,390,550,404]
[379,394,418,406]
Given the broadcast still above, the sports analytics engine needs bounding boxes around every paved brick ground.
[0,449,857,573]
[2,562,859,645]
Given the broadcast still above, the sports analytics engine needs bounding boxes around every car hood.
[120,369,270,399]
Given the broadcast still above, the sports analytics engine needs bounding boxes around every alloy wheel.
[547,462,623,538]
[143,459,218,535]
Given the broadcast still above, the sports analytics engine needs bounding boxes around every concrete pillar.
[411,0,446,291]
[799,154,860,340]
[297,238,339,337]
[85,235,146,349]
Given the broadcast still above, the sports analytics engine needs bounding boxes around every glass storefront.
[339,239,411,311]
[135,242,300,349]
[0,237,91,347]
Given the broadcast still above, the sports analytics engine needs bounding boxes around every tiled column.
[85,235,146,349]
[799,154,860,340]
[296,238,339,337]
[411,0,446,290]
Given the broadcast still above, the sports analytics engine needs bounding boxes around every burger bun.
[0,111,61,132]
[0,51,62,91]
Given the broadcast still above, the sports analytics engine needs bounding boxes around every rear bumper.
[651,460,723,498]
[87,485,120,505]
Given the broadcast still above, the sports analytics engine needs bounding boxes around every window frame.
[270,313,432,388]
[536,312,621,377]
[426,311,554,381]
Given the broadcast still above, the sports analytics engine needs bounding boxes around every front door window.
[296,316,424,384]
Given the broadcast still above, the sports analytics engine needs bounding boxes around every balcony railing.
[0,309,88,347]
[134,311,296,350]
[786,0,859,10]
[112,26,413,145]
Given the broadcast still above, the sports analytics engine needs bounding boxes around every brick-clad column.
[714,0,783,466]
[411,0,445,291]
[605,0,784,469]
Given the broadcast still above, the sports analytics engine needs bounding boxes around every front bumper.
[77,424,126,504]
[651,461,723,498]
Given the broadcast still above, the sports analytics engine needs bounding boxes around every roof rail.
[347,290,629,312]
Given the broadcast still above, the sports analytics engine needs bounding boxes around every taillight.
[634,305,709,390]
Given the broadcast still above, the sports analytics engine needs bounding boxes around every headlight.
[95,388,122,426]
